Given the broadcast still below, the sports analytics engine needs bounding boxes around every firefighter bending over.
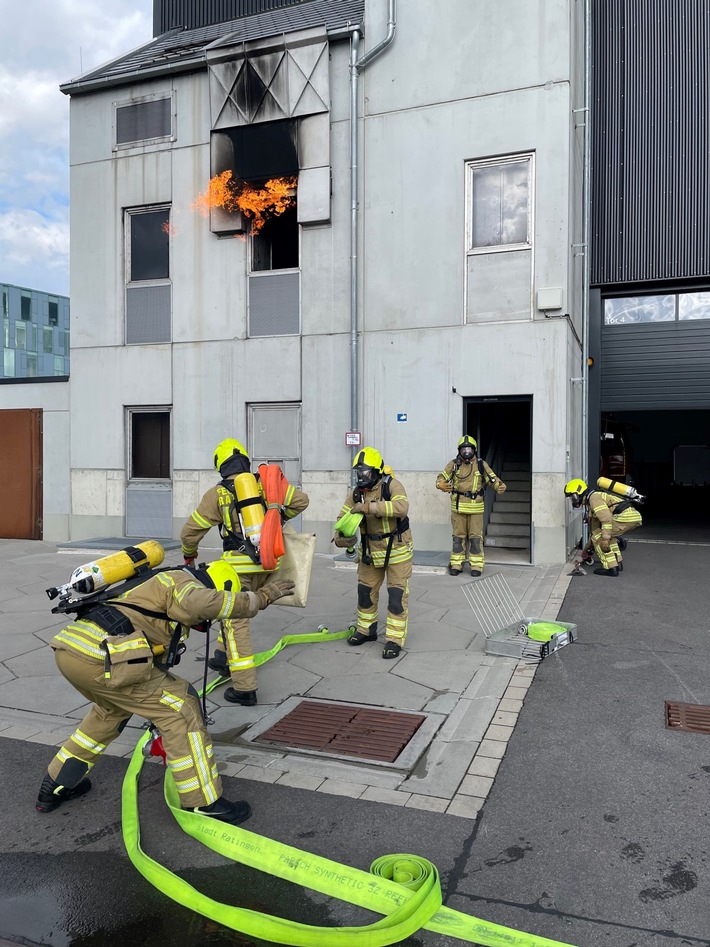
[564,478,642,577]
[333,447,413,659]
[181,438,309,707]
[436,435,506,576]
[36,560,294,823]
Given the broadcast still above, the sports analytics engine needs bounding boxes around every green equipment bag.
[526,621,566,642]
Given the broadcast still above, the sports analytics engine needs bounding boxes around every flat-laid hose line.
[121,628,576,947]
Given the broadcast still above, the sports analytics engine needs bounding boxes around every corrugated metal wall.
[591,0,710,285]
[601,322,710,410]
[154,0,312,34]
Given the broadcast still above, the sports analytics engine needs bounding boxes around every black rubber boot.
[618,537,628,551]
[618,561,624,572]
[224,688,257,706]
[207,651,229,675]
[36,775,92,813]
[382,641,402,659]
[190,797,252,825]
[594,566,619,577]
[448,566,462,576]
[347,630,378,646]
[470,568,482,577]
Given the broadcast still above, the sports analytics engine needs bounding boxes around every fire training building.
[41,0,710,554]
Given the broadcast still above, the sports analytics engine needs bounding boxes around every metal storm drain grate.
[253,699,426,763]
[665,701,710,734]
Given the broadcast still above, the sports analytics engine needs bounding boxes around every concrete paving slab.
[0,676,87,715]
[401,738,479,798]
[390,650,484,691]
[436,696,499,744]
[395,621,480,653]
[462,661,517,700]
[307,671,433,709]
[5,642,62,676]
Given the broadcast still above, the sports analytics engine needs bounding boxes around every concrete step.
[501,471,531,483]
[486,523,530,538]
[495,491,530,504]
[489,512,529,525]
[484,535,530,548]
[491,501,530,514]
[502,462,530,472]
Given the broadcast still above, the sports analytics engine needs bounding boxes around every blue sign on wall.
[396,413,408,422]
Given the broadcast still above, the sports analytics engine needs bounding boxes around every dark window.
[48,300,58,326]
[252,205,299,271]
[20,294,31,320]
[130,209,170,282]
[131,411,171,479]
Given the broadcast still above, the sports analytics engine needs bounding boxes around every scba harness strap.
[358,475,410,569]
[451,457,493,509]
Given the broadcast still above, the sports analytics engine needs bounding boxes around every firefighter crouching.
[333,447,413,659]
[436,435,507,576]
[36,560,294,823]
[564,478,642,577]
[181,438,309,707]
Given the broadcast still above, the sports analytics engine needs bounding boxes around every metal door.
[0,408,42,538]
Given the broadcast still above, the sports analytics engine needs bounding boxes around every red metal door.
[0,408,42,539]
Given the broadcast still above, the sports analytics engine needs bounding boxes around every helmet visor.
[570,493,583,509]
[355,464,379,489]
[459,447,475,461]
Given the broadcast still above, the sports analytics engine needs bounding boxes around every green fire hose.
[121,627,576,947]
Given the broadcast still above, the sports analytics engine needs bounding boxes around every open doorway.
[464,396,532,564]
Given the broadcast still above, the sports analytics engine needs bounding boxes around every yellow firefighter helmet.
[353,446,385,489]
[205,559,241,593]
[564,478,588,509]
[457,435,477,450]
[214,438,248,474]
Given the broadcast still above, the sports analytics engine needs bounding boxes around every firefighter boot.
[207,649,229,675]
[618,537,628,552]
[594,566,619,577]
[348,622,378,646]
[36,774,92,813]
[448,566,462,576]
[382,641,402,659]
[224,688,257,706]
[190,797,252,825]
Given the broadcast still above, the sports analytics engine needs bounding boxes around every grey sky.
[0,0,153,296]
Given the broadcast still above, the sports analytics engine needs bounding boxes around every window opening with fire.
[194,120,299,271]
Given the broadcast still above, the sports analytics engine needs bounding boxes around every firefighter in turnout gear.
[564,478,642,577]
[180,438,309,705]
[36,560,295,822]
[333,447,414,659]
[436,435,507,576]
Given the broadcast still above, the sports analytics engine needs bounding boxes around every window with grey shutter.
[116,96,172,147]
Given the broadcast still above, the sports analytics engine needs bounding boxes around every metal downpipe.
[348,1,397,479]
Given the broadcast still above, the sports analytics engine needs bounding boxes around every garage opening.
[598,409,710,542]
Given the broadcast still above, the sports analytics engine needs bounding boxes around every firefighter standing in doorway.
[436,435,507,576]
[36,559,294,823]
[333,447,413,659]
[564,478,642,576]
[181,438,309,706]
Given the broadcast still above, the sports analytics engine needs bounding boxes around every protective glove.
[332,532,354,549]
[368,501,379,516]
[256,579,296,609]
[184,555,196,567]
[436,481,453,493]
[349,502,366,514]
[598,537,611,553]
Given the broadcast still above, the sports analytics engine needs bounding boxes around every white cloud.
[1,0,153,296]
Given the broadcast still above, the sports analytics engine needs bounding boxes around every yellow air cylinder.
[69,540,165,595]
[596,477,644,503]
[233,472,265,550]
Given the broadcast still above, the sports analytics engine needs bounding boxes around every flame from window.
[161,220,177,236]
[192,170,297,233]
